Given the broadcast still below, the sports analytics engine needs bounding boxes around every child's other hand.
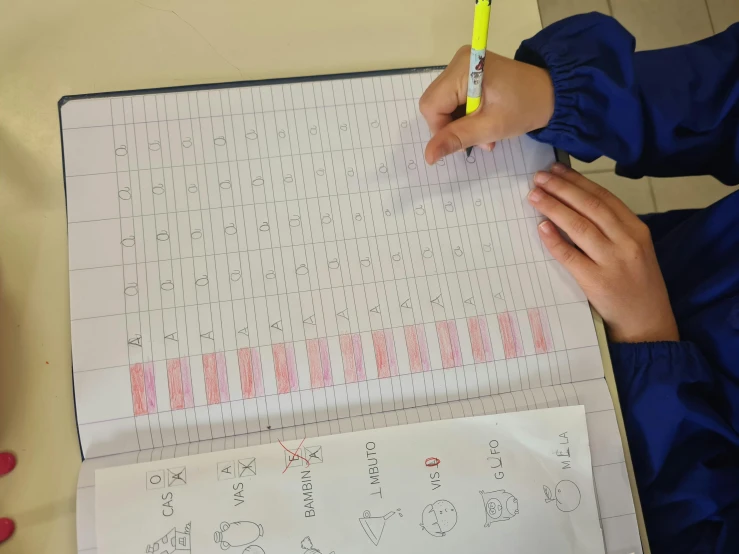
[528,165,679,344]
[419,46,555,165]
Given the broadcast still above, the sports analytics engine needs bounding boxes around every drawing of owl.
[480,490,520,527]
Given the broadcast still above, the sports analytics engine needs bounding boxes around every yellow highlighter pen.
[465,0,492,157]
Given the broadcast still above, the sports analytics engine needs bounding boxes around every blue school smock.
[514,13,739,553]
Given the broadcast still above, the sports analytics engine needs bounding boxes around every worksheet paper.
[60,69,641,554]
[96,407,605,554]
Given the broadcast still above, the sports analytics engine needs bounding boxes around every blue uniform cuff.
[514,12,639,163]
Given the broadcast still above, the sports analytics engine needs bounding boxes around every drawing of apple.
[547,480,581,512]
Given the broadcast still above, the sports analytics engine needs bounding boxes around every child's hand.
[528,164,679,344]
[420,46,555,165]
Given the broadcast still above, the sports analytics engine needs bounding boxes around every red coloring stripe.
[319,338,333,386]
[437,320,454,369]
[499,313,517,359]
[273,344,290,394]
[130,363,147,416]
[202,353,220,405]
[307,339,324,389]
[448,320,463,367]
[238,348,255,399]
[216,352,230,402]
[373,330,390,379]
[167,359,184,410]
[340,334,357,383]
[405,325,422,373]
[468,317,485,363]
[180,357,194,408]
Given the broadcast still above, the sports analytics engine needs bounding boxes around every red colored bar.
[405,325,422,373]
[180,357,194,408]
[307,339,324,389]
[499,313,516,359]
[273,344,290,394]
[437,320,454,369]
[167,359,184,410]
[130,363,147,416]
[202,353,220,405]
[499,312,523,359]
[373,330,390,379]
[238,348,255,399]
[448,321,463,367]
[340,334,357,383]
[319,338,333,386]
[216,353,230,402]
[468,317,485,363]
[353,334,366,381]
[479,316,494,362]
[528,308,547,354]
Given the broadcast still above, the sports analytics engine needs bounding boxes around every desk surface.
[0,1,543,552]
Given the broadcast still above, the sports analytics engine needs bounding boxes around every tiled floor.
[537,0,739,213]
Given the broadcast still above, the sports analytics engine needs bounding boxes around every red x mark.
[279,438,310,474]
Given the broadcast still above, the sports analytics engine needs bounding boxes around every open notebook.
[60,68,642,554]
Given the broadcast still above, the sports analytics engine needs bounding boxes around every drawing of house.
[146,523,191,553]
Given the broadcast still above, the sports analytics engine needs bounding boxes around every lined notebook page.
[63,70,605,459]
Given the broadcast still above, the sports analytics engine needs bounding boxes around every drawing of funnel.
[359,510,396,546]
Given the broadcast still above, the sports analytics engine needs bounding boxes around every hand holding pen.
[419,5,555,164]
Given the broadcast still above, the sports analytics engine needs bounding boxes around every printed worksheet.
[96,407,605,554]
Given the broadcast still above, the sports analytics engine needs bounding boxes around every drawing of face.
[421,500,457,537]
[555,481,581,512]
[485,498,503,520]
[506,496,519,517]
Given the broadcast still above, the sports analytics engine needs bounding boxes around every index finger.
[549,164,638,225]
[419,47,470,134]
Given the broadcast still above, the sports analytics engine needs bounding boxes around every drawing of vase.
[213,521,264,550]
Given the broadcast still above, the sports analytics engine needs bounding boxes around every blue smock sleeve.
[514,13,739,185]
[609,341,739,553]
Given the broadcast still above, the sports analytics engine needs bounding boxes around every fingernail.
[551,163,567,174]
[534,172,551,185]
[538,220,554,235]
[528,188,543,203]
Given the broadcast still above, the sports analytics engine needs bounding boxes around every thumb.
[424,111,494,165]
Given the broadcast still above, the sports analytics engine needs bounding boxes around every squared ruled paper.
[61,69,641,554]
